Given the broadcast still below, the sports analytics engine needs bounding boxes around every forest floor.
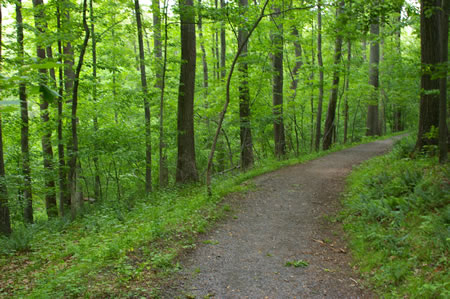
[160,136,405,298]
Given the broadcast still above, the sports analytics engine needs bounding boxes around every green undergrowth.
[0,133,405,297]
[341,135,449,298]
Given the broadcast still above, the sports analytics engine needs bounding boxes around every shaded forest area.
[0,0,446,233]
[0,0,448,296]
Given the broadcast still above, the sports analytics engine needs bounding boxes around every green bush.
[342,136,449,297]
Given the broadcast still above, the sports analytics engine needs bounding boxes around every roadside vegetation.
[342,135,449,298]
[0,135,391,297]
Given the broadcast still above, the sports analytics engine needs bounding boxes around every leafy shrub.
[342,137,449,297]
[0,226,34,255]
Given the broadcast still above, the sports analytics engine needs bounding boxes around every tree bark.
[367,21,380,136]
[56,2,70,216]
[343,39,351,143]
[153,0,169,187]
[68,0,90,218]
[323,1,344,150]
[197,0,209,92]
[416,0,441,150]
[271,5,286,158]
[0,7,11,236]
[176,0,199,183]
[134,0,152,192]
[315,0,324,151]
[220,0,226,79]
[289,26,303,156]
[438,0,448,163]
[16,0,33,224]
[238,0,254,170]
[32,0,58,218]
[90,0,101,200]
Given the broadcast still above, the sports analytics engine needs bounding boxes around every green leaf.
[41,84,61,104]
[30,61,61,70]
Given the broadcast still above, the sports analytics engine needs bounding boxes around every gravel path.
[162,136,404,298]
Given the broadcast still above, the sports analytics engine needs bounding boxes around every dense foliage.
[342,136,449,297]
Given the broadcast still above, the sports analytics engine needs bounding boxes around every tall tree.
[323,0,345,150]
[314,0,324,151]
[416,0,440,150]
[153,0,169,187]
[32,0,58,218]
[56,1,70,216]
[438,0,447,163]
[176,0,199,183]
[0,6,11,236]
[220,0,226,79]
[271,5,286,158]
[90,0,101,199]
[343,39,351,143]
[238,0,254,169]
[16,0,33,224]
[366,16,380,136]
[68,0,90,218]
[134,0,152,192]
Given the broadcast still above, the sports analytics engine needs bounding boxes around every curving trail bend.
[163,136,405,298]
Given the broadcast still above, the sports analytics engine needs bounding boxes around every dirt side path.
[162,136,405,298]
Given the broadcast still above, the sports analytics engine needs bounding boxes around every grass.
[341,135,449,298]
[0,132,406,297]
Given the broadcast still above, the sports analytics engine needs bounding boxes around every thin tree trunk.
[271,5,286,158]
[197,0,209,92]
[343,39,351,143]
[315,0,324,151]
[393,11,403,132]
[176,0,199,183]
[32,0,57,218]
[310,19,315,151]
[153,0,169,187]
[367,20,380,136]
[206,0,271,195]
[68,0,90,218]
[220,0,226,79]
[323,1,345,150]
[238,0,254,169]
[438,0,448,163]
[289,27,303,155]
[89,0,101,200]
[56,3,70,216]
[0,7,11,235]
[16,1,33,224]
[134,0,152,192]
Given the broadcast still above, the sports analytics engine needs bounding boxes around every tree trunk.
[238,0,254,170]
[89,0,101,200]
[220,0,226,79]
[289,27,303,156]
[438,0,448,163]
[56,2,70,216]
[32,0,58,218]
[16,1,33,224]
[315,0,324,151]
[134,0,152,192]
[367,21,380,136]
[271,6,286,158]
[176,0,199,183]
[197,0,209,92]
[68,0,90,218]
[153,0,169,187]
[0,7,11,236]
[343,39,351,143]
[416,0,441,150]
[393,11,403,132]
[323,1,344,150]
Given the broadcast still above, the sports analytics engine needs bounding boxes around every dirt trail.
[162,136,404,298]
